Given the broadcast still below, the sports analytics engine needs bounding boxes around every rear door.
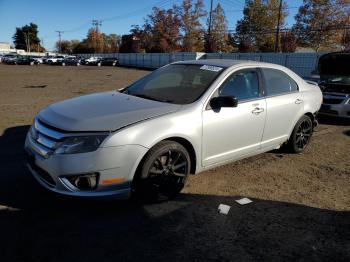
[260,68,304,149]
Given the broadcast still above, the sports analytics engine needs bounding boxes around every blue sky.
[0,0,302,51]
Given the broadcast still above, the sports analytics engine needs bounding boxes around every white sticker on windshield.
[200,65,223,72]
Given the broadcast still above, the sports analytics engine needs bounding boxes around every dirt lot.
[0,64,349,261]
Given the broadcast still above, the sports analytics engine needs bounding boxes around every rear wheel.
[286,115,313,153]
[132,141,190,202]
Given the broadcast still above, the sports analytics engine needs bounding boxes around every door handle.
[295,99,303,104]
[252,107,264,115]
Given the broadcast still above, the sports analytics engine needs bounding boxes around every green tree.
[235,0,288,52]
[206,3,232,52]
[13,23,45,52]
[180,0,207,51]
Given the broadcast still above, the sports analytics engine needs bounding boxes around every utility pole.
[274,0,283,53]
[55,30,63,54]
[25,31,31,53]
[208,0,213,52]
[92,20,102,53]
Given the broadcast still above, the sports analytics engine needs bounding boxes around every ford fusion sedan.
[25,60,322,201]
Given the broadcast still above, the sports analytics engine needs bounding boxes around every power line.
[225,6,300,13]
[217,25,350,34]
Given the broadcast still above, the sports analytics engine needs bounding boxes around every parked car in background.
[2,54,20,64]
[101,57,119,66]
[85,56,102,65]
[54,56,81,66]
[47,55,65,65]
[61,56,82,66]
[25,60,322,201]
[42,56,55,64]
[318,52,350,118]
[16,56,39,65]
[32,56,44,64]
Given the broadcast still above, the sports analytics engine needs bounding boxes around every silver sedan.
[25,60,323,201]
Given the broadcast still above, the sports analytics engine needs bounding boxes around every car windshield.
[124,64,224,104]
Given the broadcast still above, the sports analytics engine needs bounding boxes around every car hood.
[318,52,350,77]
[38,91,182,132]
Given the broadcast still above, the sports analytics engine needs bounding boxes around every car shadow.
[318,115,350,126]
[0,126,349,261]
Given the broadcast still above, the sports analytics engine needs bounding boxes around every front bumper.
[319,93,350,118]
[319,103,350,118]
[25,132,148,198]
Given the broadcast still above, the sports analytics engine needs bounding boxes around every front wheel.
[286,115,313,153]
[132,141,191,202]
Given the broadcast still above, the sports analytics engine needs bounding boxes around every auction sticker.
[200,65,223,72]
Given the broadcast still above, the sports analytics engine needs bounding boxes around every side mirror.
[210,96,238,109]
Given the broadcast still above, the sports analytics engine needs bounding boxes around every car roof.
[174,59,280,69]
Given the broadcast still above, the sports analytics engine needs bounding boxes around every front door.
[202,69,266,167]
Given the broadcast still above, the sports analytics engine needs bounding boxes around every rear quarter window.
[261,68,298,96]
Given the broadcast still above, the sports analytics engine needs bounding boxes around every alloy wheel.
[295,118,312,150]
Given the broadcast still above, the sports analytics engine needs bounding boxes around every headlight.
[54,135,108,154]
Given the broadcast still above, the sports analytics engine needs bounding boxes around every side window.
[261,68,298,96]
[219,69,260,101]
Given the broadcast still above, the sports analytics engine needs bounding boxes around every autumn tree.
[72,40,92,54]
[205,3,232,52]
[280,32,297,52]
[292,0,350,52]
[55,40,72,54]
[235,0,288,52]
[238,39,254,52]
[131,7,181,52]
[103,34,121,53]
[180,0,207,51]
[85,28,104,53]
[342,30,350,51]
[55,39,88,54]
[13,23,45,52]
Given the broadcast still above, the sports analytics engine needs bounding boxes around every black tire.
[132,140,191,202]
[286,115,313,153]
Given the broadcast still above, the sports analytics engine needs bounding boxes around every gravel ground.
[0,64,349,261]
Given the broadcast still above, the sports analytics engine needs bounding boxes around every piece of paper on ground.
[235,197,253,205]
[218,204,231,215]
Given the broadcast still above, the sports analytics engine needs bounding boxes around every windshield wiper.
[130,93,159,101]
[130,93,173,103]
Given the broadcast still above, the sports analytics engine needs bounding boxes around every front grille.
[27,152,56,187]
[323,98,344,104]
[31,119,66,152]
